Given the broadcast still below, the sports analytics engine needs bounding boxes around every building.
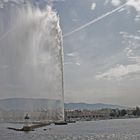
[65,109,110,121]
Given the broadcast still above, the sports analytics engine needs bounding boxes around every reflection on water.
[1,118,140,140]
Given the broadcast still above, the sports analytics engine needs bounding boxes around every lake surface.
[1,118,140,140]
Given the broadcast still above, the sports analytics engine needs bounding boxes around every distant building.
[64,109,110,120]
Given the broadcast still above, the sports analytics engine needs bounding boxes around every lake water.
[1,118,140,140]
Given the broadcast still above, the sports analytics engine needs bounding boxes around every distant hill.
[0,98,128,111]
[64,103,128,110]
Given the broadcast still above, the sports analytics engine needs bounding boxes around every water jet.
[0,3,64,124]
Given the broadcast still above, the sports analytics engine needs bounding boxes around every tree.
[133,106,140,116]
[110,109,120,118]
[120,109,127,116]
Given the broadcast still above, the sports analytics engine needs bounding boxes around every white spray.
[0,3,64,121]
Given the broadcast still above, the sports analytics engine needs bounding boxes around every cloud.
[91,3,96,11]
[104,0,110,5]
[64,62,81,66]
[126,0,140,12]
[65,53,75,57]
[121,32,140,63]
[0,1,4,8]
[75,62,80,66]
[107,0,140,13]
[104,0,121,6]
[96,32,140,80]
[96,64,140,80]
[65,52,81,66]
[111,0,121,6]
[125,0,140,21]
[52,0,65,1]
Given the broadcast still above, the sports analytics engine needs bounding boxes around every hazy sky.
[58,0,140,106]
[0,0,140,107]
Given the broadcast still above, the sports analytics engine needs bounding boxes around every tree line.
[110,106,140,118]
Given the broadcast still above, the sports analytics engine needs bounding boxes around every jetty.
[7,123,50,131]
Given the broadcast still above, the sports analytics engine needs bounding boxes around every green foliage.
[120,109,127,116]
[133,106,140,116]
[110,109,127,117]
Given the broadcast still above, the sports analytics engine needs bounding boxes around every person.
[24,113,30,120]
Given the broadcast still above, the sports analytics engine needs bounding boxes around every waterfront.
[1,118,140,140]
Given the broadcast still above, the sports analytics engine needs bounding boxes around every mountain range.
[65,102,128,110]
[0,98,128,110]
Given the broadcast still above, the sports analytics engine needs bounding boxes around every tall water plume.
[0,3,64,122]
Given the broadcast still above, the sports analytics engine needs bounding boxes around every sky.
[0,0,140,107]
